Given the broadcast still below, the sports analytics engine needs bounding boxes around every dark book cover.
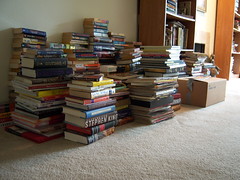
[21,67,73,78]
[22,58,68,69]
[66,120,118,135]
[131,95,174,109]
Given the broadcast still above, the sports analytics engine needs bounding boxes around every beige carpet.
[0,77,240,180]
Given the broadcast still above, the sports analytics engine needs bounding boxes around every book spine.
[85,111,118,128]
[37,50,63,55]
[87,127,115,144]
[0,112,11,118]
[38,88,69,98]
[34,58,68,68]
[92,79,114,87]
[83,96,110,105]
[85,105,116,118]
[66,120,117,135]
[0,118,12,124]
[21,28,47,37]
[87,99,116,110]
[90,88,115,99]
[35,68,73,78]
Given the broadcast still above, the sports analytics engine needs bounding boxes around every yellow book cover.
[37,88,69,97]
[72,78,114,87]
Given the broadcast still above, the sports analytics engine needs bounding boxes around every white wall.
[0,0,138,103]
[195,0,217,55]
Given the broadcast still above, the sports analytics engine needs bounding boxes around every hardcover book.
[64,127,115,145]
[65,95,110,105]
[66,120,118,135]
[63,105,116,118]
[66,98,116,110]
[21,57,68,69]
[69,88,115,99]
[13,28,47,37]
[64,111,118,128]
[21,67,73,78]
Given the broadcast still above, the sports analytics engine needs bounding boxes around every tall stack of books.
[0,103,14,127]
[140,46,186,77]
[181,52,205,77]
[62,32,100,77]
[127,77,177,124]
[83,18,116,65]
[63,77,118,145]
[10,48,73,142]
[108,32,126,51]
[167,0,177,14]
[10,28,47,102]
[110,80,133,126]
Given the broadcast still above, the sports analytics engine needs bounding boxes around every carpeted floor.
[0,77,240,180]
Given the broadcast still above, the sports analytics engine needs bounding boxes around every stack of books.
[62,32,100,76]
[0,103,14,127]
[181,52,205,77]
[108,32,126,51]
[63,77,118,145]
[127,76,177,124]
[106,48,143,81]
[140,46,186,77]
[167,0,177,14]
[10,48,73,142]
[83,18,116,65]
[110,80,133,126]
[10,28,47,102]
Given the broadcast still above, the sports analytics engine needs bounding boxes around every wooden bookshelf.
[214,0,239,79]
[138,0,197,50]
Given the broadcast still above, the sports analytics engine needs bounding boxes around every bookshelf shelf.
[235,12,240,18]
[166,12,195,22]
[233,28,240,33]
[232,52,240,55]
[138,0,197,49]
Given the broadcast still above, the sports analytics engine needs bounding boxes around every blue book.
[13,28,47,37]
[63,105,116,119]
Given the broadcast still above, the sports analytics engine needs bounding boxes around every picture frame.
[197,0,207,13]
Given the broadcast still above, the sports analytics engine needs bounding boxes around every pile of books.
[108,32,126,51]
[62,32,100,76]
[127,77,177,124]
[181,52,205,77]
[167,0,178,14]
[0,103,14,127]
[63,77,118,145]
[110,80,133,126]
[9,28,47,102]
[9,48,73,143]
[140,46,186,77]
[106,48,143,81]
[84,18,116,65]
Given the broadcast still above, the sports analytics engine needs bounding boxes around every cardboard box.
[177,77,227,107]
